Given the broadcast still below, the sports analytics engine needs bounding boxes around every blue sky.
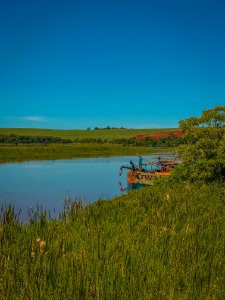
[0,0,225,129]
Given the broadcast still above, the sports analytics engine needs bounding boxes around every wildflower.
[37,238,46,253]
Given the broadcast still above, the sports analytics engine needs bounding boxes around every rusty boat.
[119,154,179,186]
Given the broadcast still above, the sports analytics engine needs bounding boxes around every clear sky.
[1,0,225,129]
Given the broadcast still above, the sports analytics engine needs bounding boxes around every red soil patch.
[136,130,183,140]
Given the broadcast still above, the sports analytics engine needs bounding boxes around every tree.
[175,106,225,182]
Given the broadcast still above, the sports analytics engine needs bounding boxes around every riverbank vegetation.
[0,181,224,299]
[175,105,225,183]
[0,144,165,163]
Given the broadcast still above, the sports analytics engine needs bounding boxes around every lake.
[0,155,169,221]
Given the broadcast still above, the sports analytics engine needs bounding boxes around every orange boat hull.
[127,170,171,185]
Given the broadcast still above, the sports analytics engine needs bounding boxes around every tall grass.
[0,181,224,299]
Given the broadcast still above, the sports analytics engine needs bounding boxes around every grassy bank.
[1,181,224,299]
[0,144,169,163]
[0,128,178,141]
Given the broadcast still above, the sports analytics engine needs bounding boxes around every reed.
[0,181,224,299]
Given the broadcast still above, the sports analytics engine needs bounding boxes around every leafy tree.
[175,106,225,182]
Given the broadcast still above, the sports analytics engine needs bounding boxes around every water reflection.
[119,181,146,192]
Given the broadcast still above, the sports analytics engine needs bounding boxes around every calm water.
[0,155,169,220]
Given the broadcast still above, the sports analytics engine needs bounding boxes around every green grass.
[0,128,178,141]
[0,144,169,163]
[1,181,224,299]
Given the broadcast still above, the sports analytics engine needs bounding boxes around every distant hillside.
[0,128,179,141]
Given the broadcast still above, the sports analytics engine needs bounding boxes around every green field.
[1,181,224,299]
[0,144,169,163]
[0,128,178,141]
